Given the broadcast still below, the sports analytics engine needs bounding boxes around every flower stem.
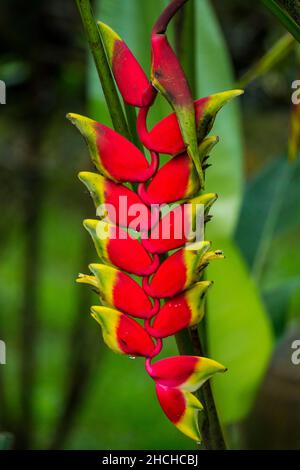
[124,103,145,155]
[189,328,227,450]
[75,0,130,138]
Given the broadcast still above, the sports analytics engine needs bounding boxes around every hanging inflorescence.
[68,0,243,442]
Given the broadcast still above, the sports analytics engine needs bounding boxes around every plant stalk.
[75,0,130,138]
[124,103,145,155]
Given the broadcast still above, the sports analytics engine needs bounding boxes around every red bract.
[98,22,155,108]
[138,136,219,205]
[143,241,212,298]
[155,384,203,442]
[91,306,156,357]
[71,0,242,444]
[148,355,226,391]
[84,219,159,276]
[80,264,159,319]
[142,194,216,254]
[79,172,155,231]
[146,281,212,338]
[67,113,158,183]
[137,97,207,155]
[137,91,242,155]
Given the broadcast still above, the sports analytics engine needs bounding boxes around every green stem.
[189,328,227,450]
[174,0,226,450]
[261,0,300,43]
[75,0,130,138]
[175,328,226,450]
[124,103,145,154]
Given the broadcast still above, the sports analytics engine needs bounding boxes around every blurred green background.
[0,0,300,450]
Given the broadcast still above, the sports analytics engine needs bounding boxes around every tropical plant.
[70,0,245,448]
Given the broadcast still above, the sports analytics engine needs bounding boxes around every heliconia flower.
[143,241,212,298]
[91,306,156,357]
[78,263,159,319]
[151,0,203,185]
[84,219,159,276]
[71,0,238,444]
[137,91,243,156]
[67,113,158,183]
[155,384,203,442]
[146,281,212,338]
[98,21,155,108]
[148,355,226,392]
[141,194,217,254]
[78,171,155,231]
[138,136,219,205]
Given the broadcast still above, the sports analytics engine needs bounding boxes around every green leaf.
[207,238,274,424]
[262,278,300,336]
[262,0,300,44]
[195,0,244,239]
[236,33,295,89]
[278,0,300,24]
[235,155,300,335]
[235,157,300,281]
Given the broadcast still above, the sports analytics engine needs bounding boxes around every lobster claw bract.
[91,306,156,357]
[84,219,159,276]
[79,171,154,231]
[139,136,219,205]
[86,264,154,319]
[143,241,212,298]
[67,113,158,183]
[98,21,155,108]
[137,91,243,156]
[142,194,217,254]
[156,384,203,442]
[148,281,212,338]
[149,355,226,391]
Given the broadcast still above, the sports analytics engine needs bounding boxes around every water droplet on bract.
[129,356,136,360]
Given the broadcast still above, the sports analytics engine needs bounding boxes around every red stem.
[152,0,189,35]
[143,254,160,276]
[142,275,153,296]
[145,151,159,179]
[147,298,160,319]
[138,183,151,206]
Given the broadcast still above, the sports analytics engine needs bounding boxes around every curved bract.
[91,306,156,357]
[70,0,243,444]
[138,136,219,205]
[83,219,160,276]
[148,356,226,392]
[155,384,203,442]
[148,281,213,338]
[79,172,154,231]
[141,194,217,254]
[137,91,242,156]
[67,113,158,183]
